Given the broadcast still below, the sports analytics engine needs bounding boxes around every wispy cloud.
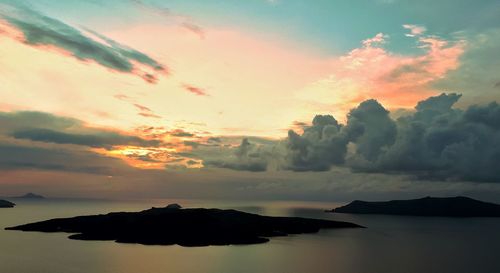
[130,0,205,39]
[133,103,162,119]
[403,24,427,37]
[0,2,167,83]
[182,84,209,96]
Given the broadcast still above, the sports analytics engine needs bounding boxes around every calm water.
[1,198,499,273]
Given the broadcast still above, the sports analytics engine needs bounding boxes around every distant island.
[14,193,45,199]
[6,204,363,247]
[330,196,500,217]
[0,199,15,208]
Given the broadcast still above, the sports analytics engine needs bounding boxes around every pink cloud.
[305,31,466,112]
[362,32,388,47]
[133,104,161,119]
[182,84,209,96]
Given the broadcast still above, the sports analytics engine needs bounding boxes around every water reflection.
[1,199,499,273]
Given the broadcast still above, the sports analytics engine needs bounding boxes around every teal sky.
[24,0,500,55]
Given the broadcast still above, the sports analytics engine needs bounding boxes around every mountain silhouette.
[6,204,363,246]
[15,193,45,199]
[0,199,15,208]
[331,196,500,217]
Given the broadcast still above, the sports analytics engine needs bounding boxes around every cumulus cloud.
[362,32,388,47]
[281,93,500,183]
[344,99,397,161]
[204,138,271,172]
[0,2,167,83]
[284,115,348,171]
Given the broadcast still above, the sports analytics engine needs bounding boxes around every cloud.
[0,110,160,149]
[170,129,194,137]
[402,24,427,37]
[11,128,160,148]
[0,111,80,133]
[0,143,130,175]
[284,115,348,171]
[133,103,161,119]
[344,99,397,161]
[0,110,204,170]
[202,138,272,172]
[298,28,465,115]
[281,93,500,183]
[130,0,205,39]
[182,84,209,96]
[362,32,388,47]
[432,28,500,104]
[0,2,167,83]
[181,22,205,39]
[138,112,161,119]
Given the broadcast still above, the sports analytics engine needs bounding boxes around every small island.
[0,199,15,208]
[6,204,363,247]
[14,193,45,199]
[330,196,500,217]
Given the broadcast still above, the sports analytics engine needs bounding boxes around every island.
[14,193,45,199]
[0,199,15,208]
[330,196,500,217]
[5,204,363,247]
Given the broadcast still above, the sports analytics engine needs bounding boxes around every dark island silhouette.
[0,199,15,208]
[330,196,500,217]
[14,193,45,199]
[5,204,363,247]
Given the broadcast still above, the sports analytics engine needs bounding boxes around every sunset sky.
[1,0,500,201]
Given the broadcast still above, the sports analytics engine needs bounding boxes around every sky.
[1,0,500,202]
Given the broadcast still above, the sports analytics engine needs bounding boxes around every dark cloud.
[186,159,199,165]
[0,143,127,175]
[183,141,200,148]
[0,110,171,174]
[11,128,159,148]
[170,129,194,137]
[284,115,349,171]
[281,93,500,183]
[344,99,397,162]
[205,138,269,172]
[1,110,160,149]
[207,137,221,143]
[0,2,166,83]
[0,111,80,133]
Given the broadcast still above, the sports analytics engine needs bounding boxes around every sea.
[1,198,499,273]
